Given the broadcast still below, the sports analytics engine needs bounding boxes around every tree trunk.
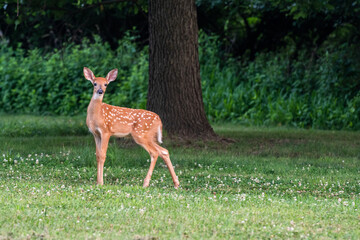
[147,0,216,139]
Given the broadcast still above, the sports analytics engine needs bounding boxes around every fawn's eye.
[93,83,97,86]
[104,84,107,87]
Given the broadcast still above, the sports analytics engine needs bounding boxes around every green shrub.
[0,33,148,115]
[0,32,359,130]
[198,32,360,130]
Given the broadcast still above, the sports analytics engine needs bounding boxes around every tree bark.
[147,0,216,139]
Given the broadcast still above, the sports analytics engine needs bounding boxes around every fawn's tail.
[157,124,163,144]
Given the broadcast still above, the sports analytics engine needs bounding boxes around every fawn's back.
[100,103,162,140]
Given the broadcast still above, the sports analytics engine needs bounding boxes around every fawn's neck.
[87,95,104,119]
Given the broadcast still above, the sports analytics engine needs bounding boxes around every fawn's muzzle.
[97,89,103,94]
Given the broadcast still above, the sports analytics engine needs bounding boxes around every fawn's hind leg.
[132,136,159,187]
[143,143,159,187]
[132,133,179,188]
[155,144,180,188]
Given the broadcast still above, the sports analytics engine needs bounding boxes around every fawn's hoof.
[143,178,150,188]
[174,180,180,189]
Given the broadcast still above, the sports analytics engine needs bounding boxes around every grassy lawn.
[0,115,359,239]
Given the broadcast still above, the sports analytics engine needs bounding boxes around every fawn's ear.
[106,69,118,83]
[83,67,95,83]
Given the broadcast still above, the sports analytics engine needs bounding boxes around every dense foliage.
[0,32,359,130]
[2,0,359,57]
[199,34,360,129]
[0,34,148,115]
[0,0,359,130]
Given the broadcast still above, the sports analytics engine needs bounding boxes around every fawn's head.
[83,67,118,99]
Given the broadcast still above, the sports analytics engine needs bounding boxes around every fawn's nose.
[97,89,103,94]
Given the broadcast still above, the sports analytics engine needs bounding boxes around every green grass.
[0,115,359,239]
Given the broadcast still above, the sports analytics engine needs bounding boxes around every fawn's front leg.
[94,133,110,185]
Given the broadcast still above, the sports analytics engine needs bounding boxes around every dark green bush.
[198,32,360,130]
[0,32,359,130]
[0,33,148,115]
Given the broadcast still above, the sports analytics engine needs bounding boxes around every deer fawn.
[84,67,179,188]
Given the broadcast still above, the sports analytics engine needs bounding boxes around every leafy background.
[0,0,359,130]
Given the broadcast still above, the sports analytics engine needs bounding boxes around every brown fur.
[84,67,179,187]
